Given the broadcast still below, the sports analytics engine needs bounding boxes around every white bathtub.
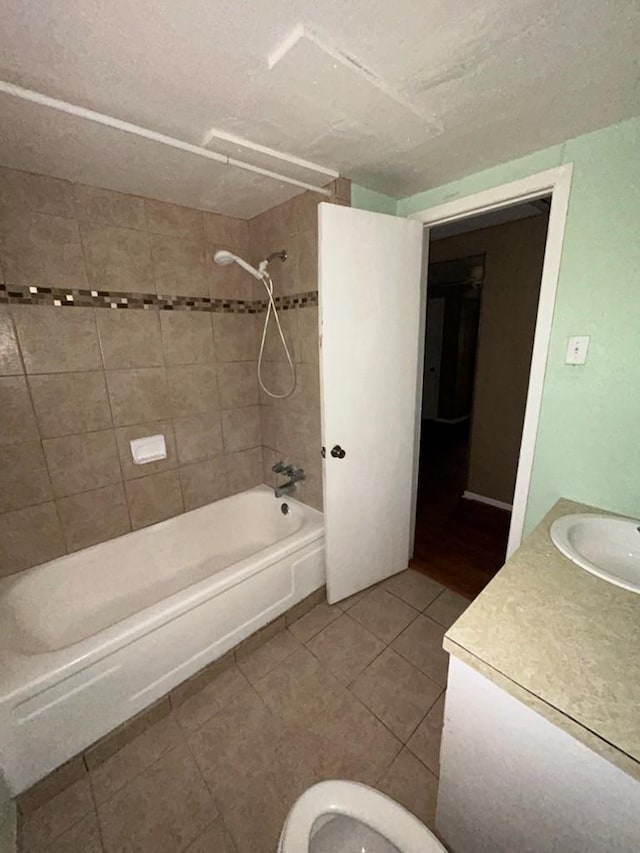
[0,485,325,794]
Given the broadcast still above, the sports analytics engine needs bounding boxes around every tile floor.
[18,570,470,853]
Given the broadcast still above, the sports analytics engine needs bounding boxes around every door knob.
[330,445,346,459]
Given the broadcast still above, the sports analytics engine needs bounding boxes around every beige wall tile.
[150,234,208,297]
[0,501,65,577]
[173,413,223,464]
[159,311,214,365]
[248,210,270,259]
[12,306,101,373]
[263,407,318,461]
[331,177,351,203]
[262,445,280,488]
[271,246,297,295]
[106,367,170,426]
[258,197,296,247]
[217,361,259,409]
[293,191,324,233]
[203,212,249,250]
[0,168,76,217]
[145,200,203,238]
[96,309,163,369]
[74,184,146,230]
[80,222,153,293]
[167,364,218,416]
[0,443,52,513]
[259,406,280,450]
[0,375,41,444]
[261,309,298,363]
[257,362,296,401]
[287,361,320,414]
[42,430,121,498]
[115,419,177,480]
[208,253,255,301]
[125,470,183,530]
[180,456,228,510]
[297,306,319,365]
[29,371,112,437]
[294,455,323,511]
[221,405,262,453]
[296,228,318,292]
[225,447,263,493]
[57,483,131,552]
[0,209,88,287]
[212,313,257,362]
[0,306,23,374]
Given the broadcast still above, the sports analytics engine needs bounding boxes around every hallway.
[412,421,511,599]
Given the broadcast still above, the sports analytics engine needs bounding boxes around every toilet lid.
[279,780,447,853]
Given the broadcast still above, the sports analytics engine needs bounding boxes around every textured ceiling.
[0,0,638,217]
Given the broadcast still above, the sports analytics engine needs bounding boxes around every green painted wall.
[398,116,640,531]
[351,183,398,215]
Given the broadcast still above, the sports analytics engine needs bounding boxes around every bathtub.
[0,485,325,794]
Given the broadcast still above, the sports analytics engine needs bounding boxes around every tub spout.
[272,462,306,498]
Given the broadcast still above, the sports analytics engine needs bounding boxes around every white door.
[318,203,424,603]
[422,297,445,419]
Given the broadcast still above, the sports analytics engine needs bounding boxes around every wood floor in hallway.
[413,420,511,600]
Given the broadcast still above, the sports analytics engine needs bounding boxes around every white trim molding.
[410,163,573,557]
[0,80,334,196]
[463,491,513,512]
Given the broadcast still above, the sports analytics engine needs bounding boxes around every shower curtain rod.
[0,80,334,196]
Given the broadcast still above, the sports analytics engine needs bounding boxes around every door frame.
[408,163,573,556]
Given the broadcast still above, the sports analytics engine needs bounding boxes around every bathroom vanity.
[437,499,640,853]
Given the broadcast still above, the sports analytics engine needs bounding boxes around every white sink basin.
[550,513,640,593]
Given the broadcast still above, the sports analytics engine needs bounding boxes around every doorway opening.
[413,197,552,598]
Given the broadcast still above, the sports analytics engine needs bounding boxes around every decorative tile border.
[0,283,318,312]
[274,291,318,310]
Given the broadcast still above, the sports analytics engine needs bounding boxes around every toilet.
[278,780,447,853]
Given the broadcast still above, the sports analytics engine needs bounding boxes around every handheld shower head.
[213,249,264,281]
[213,249,235,266]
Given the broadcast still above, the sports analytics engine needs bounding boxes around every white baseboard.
[463,490,513,512]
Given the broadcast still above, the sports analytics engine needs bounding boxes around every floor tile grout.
[402,687,446,745]
[236,627,302,684]
[22,571,449,852]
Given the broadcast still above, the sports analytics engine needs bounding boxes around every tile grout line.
[93,306,135,536]
[339,621,444,749]
[7,303,66,554]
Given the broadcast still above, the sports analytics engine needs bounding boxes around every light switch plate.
[565,335,590,365]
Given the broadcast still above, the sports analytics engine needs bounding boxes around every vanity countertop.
[444,498,640,781]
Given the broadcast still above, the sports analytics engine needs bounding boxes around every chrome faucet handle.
[272,460,288,474]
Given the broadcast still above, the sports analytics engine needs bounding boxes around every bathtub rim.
[0,486,323,703]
